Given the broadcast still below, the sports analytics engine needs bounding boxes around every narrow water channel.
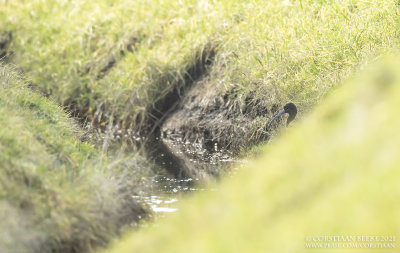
[92,126,246,218]
[141,132,246,216]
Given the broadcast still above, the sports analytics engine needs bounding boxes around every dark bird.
[267,102,297,131]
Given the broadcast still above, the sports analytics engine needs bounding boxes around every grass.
[0,65,149,253]
[0,0,400,252]
[102,56,400,253]
[1,0,399,134]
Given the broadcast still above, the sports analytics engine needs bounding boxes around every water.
[135,136,246,218]
[137,176,200,215]
[87,125,245,216]
[141,147,246,216]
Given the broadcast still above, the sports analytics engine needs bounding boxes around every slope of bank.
[1,0,399,153]
[103,58,400,253]
[0,65,148,253]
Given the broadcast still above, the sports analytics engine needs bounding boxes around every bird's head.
[266,102,297,131]
[283,102,297,126]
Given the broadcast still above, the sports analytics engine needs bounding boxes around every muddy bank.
[151,130,237,181]
[139,58,281,180]
[158,73,284,177]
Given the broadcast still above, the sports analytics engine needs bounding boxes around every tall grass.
[1,0,398,132]
[0,65,149,253]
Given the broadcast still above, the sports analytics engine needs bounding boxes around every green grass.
[1,0,399,132]
[102,57,400,253]
[1,0,400,252]
[0,65,148,253]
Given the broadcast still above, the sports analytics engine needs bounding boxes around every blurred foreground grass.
[0,65,148,253]
[104,58,400,253]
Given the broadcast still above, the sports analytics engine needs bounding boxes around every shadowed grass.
[102,57,400,253]
[1,0,399,134]
[0,65,149,253]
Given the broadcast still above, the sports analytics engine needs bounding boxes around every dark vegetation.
[0,30,12,61]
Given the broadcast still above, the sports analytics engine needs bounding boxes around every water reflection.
[86,125,246,216]
[141,175,203,214]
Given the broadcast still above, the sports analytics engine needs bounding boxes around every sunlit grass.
[103,56,400,253]
[1,0,398,131]
[0,65,148,253]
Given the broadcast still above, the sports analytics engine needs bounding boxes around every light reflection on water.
[141,162,246,216]
[138,135,246,216]
[143,175,204,214]
[90,126,247,216]
[140,196,178,213]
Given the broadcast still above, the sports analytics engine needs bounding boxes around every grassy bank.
[1,0,399,136]
[103,57,400,253]
[0,65,148,253]
[1,0,400,251]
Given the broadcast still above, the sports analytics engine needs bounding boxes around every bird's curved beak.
[266,109,285,131]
